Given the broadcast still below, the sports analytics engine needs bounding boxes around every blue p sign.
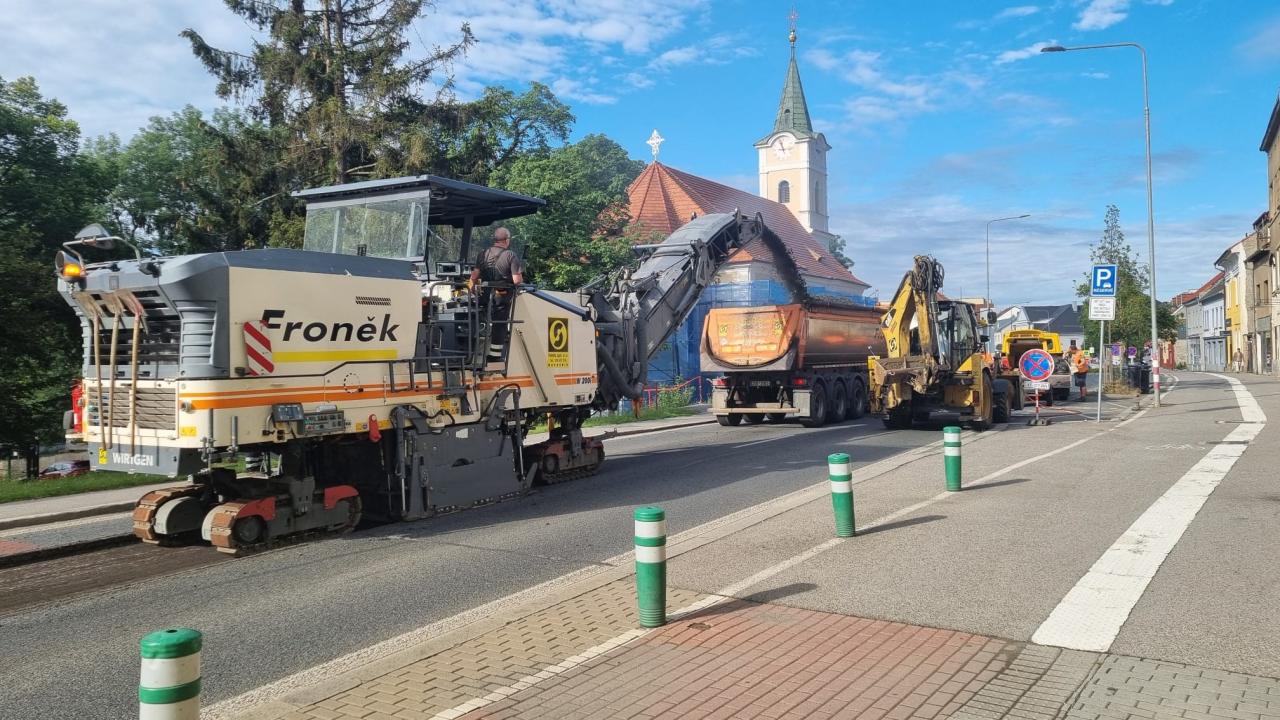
[1091,264,1117,297]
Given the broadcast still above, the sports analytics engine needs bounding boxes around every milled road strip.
[210,425,1005,720]
[1032,373,1264,652]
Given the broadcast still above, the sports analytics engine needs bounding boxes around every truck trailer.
[701,303,886,428]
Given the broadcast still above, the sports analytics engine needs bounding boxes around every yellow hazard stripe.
[272,349,399,362]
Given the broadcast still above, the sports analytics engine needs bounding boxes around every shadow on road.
[964,477,1033,491]
[858,513,946,536]
[744,582,819,604]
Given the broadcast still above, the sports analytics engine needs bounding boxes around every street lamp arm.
[1041,42,1146,54]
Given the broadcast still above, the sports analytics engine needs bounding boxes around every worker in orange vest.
[1072,349,1090,401]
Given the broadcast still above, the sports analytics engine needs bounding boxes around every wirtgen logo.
[261,309,399,343]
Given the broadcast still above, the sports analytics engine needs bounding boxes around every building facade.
[1216,239,1249,368]
[1245,217,1275,374]
[1184,293,1204,370]
[993,304,1085,351]
[1201,277,1227,372]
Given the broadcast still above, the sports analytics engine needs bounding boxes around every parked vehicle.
[1000,329,1069,405]
[38,460,91,479]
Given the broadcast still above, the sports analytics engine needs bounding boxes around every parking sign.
[1091,264,1117,297]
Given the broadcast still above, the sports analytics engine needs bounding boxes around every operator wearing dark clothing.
[469,227,524,364]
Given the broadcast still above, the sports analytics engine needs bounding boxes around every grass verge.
[0,471,168,504]
[583,405,697,427]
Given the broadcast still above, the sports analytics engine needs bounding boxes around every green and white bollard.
[828,452,855,537]
[944,426,962,491]
[139,627,202,720]
[634,506,667,628]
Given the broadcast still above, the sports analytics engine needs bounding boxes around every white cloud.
[0,0,713,139]
[808,47,987,128]
[996,6,1041,20]
[995,41,1056,64]
[549,77,617,106]
[1082,71,1110,79]
[1074,0,1130,31]
[1237,16,1280,61]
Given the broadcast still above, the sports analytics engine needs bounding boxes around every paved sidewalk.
[276,581,1016,720]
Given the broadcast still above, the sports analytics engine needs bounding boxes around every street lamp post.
[985,214,1031,353]
[1041,42,1160,406]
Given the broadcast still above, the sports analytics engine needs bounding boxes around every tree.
[183,0,474,186]
[385,82,574,185]
[1075,205,1176,352]
[827,235,854,269]
[491,134,645,290]
[0,77,114,468]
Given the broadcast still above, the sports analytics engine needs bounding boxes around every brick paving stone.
[1065,655,1280,720]
[415,599,1018,720]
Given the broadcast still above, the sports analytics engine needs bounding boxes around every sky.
[4,0,1280,306]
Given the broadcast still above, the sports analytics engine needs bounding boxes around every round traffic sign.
[1019,349,1054,382]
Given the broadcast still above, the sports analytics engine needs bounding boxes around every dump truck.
[868,256,1006,428]
[54,174,779,554]
[701,304,885,428]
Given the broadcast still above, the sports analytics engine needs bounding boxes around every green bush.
[655,385,693,412]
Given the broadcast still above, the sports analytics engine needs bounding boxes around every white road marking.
[1032,373,1263,652]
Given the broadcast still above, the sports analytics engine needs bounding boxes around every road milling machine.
[55,175,767,554]
[868,256,1011,429]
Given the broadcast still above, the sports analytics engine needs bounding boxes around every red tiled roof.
[625,162,866,285]
[1195,271,1225,298]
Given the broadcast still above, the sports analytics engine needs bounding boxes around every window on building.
[778,181,790,203]
[814,183,820,211]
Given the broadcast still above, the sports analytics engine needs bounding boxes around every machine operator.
[469,227,524,365]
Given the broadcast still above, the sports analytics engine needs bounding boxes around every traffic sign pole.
[1018,348,1055,427]
[1097,320,1105,423]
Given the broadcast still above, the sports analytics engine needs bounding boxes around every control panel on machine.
[271,403,347,435]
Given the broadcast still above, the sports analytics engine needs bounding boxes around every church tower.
[755,21,833,244]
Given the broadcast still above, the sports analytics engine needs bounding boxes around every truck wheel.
[717,413,743,427]
[830,382,849,424]
[847,381,867,420]
[993,379,1012,424]
[971,375,993,431]
[767,413,788,423]
[743,414,765,424]
[800,385,828,428]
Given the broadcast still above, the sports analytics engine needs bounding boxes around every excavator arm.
[585,212,766,409]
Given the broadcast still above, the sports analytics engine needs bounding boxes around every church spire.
[771,11,815,139]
